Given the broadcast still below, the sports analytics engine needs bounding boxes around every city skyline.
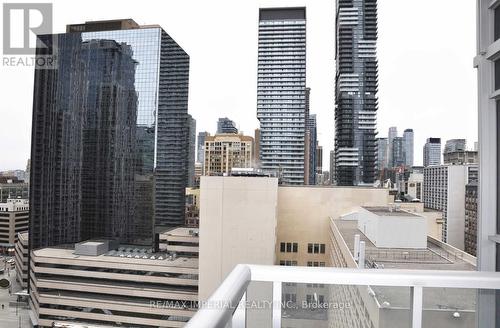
[0,0,477,172]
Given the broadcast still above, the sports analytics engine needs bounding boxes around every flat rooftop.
[333,219,476,310]
[362,206,421,217]
[33,247,198,269]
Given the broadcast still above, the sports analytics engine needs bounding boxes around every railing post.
[410,286,423,328]
[272,281,282,328]
[232,292,246,328]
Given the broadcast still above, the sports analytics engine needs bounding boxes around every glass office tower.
[257,8,307,185]
[334,0,378,186]
[30,20,190,249]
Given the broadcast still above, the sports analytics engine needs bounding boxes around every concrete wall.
[446,165,468,250]
[198,176,279,301]
[276,186,389,267]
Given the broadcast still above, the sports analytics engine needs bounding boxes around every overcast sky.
[0,0,477,171]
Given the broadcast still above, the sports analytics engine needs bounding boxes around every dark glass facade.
[335,0,378,186]
[216,117,238,134]
[30,22,190,250]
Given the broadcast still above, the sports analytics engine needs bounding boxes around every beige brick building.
[203,134,254,176]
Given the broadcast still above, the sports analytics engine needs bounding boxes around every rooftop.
[363,206,420,217]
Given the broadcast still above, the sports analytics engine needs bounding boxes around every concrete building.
[197,177,470,327]
[335,0,379,186]
[423,164,478,249]
[423,138,442,167]
[14,232,28,289]
[159,227,199,258]
[198,176,279,301]
[203,134,254,176]
[305,110,317,185]
[257,7,307,185]
[185,188,200,228]
[29,239,198,327]
[0,198,29,247]
[253,129,260,168]
[197,132,210,165]
[402,128,414,167]
[465,182,478,256]
[216,117,238,134]
[194,162,203,188]
[475,1,500,323]
[0,176,29,203]
[443,150,478,165]
[329,150,336,185]
[329,208,476,328]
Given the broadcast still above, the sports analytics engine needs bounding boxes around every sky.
[0,0,477,171]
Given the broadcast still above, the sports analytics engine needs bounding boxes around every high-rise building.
[423,138,442,167]
[197,131,210,165]
[203,134,254,176]
[187,115,196,188]
[444,139,467,154]
[376,138,388,173]
[423,164,478,249]
[476,3,500,323]
[387,127,398,167]
[403,128,414,167]
[305,114,317,185]
[444,150,478,165]
[316,144,323,176]
[257,7,307,185]
[391,137,405,167]
[30,19,190,250]
[329,150,336,185]
[335,0,378,186]
[216,117,238,134]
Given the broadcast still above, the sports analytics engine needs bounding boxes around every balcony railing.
[185,264,500,328]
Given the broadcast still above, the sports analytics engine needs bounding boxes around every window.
[280,242,298,253]
[307,261,326,267]
[496,59,500,91]
[280,260,297,266]
[307,243,326,254]
[495,6,500,41]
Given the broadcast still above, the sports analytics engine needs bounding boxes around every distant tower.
[335,0,379,185]
[257,7,307,185]
[403,129,414,167]
[216,117,238,134]
[187,115,196,187]
[387,127,398,168]
[423,138,442,167]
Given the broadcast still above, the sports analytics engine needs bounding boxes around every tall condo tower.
[403,128,414,167]
[257,7,307,185]
[334,0,379,186]
[30,19,190,250]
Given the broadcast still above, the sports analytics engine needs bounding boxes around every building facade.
[187,115,196,187]
[391,136,404,167]
[0,198,29,246]
[335,0,379,186]
[14,232,28,289]
[465,182,478,256]
[197,131,210,165]
[30,19,190,250]
[29,240,198,327]
[443,150,478,165]
[216,117,238,134]
[444,139,467,154]
[387,127,398,168]
[476,2,500,324]
[376,138,388,173]
[0,177,29,203]
[423,137,442,167]
[402,128,414,167]
[423,164,477,249]
[203,134,254,176]
[257,7,307,185]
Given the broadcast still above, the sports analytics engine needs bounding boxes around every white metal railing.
[185,264,500,328]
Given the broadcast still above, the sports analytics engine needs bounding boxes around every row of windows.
[280,242,298,253]
[308,243,326,254]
